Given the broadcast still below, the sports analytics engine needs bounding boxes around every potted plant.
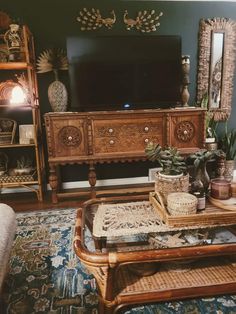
[218,124,236,180]
[187,149,224,192]
[205,112,218,149]
[200,92,218,150]
[14,155,33,175]
[145,142,189,203]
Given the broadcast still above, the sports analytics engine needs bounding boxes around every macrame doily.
[93,201,171,238]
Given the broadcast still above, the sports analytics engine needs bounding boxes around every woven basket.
[0,118,17,144]
[155,172,189,204]
[167,192,198,216]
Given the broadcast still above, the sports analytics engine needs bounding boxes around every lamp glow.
[10,86,26,104]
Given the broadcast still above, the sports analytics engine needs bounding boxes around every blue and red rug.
[0,208,236,313]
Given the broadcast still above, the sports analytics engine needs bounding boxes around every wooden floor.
[0,191,86,212]
[0,182,154,212]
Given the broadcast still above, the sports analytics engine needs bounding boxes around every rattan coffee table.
[74,194,236,314]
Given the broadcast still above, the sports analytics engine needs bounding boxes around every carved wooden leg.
[99,298,116,314]
[94,239,107,251]
[88,162,97,199]
[49,165,58,204]
[85,264,117,314]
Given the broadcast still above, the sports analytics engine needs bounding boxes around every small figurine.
[4,23,21,61]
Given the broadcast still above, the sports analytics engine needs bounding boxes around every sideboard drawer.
[93,117,164,155]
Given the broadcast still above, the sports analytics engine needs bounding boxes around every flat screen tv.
[67,36,182,111]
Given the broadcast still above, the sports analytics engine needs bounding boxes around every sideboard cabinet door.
[168,110,205,152]
[44,114,88,160]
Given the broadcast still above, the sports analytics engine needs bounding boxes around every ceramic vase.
[195,163,210,193]
[48,80,68,112]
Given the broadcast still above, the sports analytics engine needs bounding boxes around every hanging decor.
[37,49,68,112]
[76,8,116,31]
[123,10,163,32]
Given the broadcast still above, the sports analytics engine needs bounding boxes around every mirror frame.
[197,17,236,121]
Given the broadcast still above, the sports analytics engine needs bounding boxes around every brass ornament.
[123,10,163,32]
[175,121,195,142]
[58,126,82,147]
[76,8,116,31]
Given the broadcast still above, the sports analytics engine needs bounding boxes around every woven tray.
[150,192,236,228]
[0,174,35,183]
[208,196,236,211]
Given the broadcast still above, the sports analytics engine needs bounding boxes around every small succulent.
[145,142,187,175]
[205,112,218,140]
[16,155,32,169]
[187,149,224,192]
[187,150,217,170]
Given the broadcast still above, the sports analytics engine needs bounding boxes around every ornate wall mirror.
[197,17,236,121]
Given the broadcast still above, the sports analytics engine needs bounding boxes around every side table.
[74,194,236,313]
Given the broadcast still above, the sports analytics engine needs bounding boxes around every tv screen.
[67,36,182,111]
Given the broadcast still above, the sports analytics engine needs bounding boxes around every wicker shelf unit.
[0,23,45,201]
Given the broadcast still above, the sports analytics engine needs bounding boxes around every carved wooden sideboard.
[44,108,206,203]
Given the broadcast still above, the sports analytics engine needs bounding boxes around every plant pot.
[14,167,33,175]
[155,172,189,204]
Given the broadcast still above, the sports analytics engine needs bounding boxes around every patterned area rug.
[0,208,236,314]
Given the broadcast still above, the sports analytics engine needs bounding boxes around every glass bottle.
[190,178,206,211]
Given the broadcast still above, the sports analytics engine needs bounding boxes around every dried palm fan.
[37,48,68,112]
[37,48,68,76]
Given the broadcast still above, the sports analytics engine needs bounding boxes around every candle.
[211,178,231,200]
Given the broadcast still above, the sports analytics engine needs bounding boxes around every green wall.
[1,1,236,182]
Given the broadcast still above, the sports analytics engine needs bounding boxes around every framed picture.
[19,124,34,144]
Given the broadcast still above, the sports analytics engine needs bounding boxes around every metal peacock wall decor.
[76,8,116,30]
[123,10,163,32]
[76,8,163,32]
